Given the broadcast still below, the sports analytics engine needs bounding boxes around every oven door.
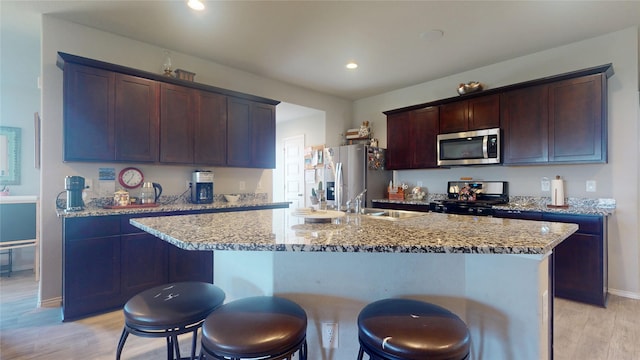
[437,128,500,166]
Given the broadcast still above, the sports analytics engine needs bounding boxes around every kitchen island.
[131,209,578,360]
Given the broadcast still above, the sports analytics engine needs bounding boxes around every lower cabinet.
[63,213,213,321]
[543,213,608,307]
[494,210,608,307]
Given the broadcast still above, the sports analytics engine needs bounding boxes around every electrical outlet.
[257,181,262,190]
[186,181,191,190]
[239,181,246,191]
[586,180,596,192]
[321,322,338,348]
[541,178,550,192]
[417,181,423,187]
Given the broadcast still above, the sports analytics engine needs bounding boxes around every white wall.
[39,16,351,303]
[354,27,640,297]
[0,2,41,271]
[274,112,326,203]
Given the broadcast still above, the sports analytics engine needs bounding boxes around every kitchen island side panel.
[214,250,549,360]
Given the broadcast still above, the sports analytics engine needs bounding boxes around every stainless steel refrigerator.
[324,144,391,209]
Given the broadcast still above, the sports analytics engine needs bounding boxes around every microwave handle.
[483,136,489,158]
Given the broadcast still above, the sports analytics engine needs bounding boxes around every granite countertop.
[130,208,578,255]
[57,199,290,218]
[373,196,615,216]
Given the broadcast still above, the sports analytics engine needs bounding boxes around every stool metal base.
[117,319,204,360]
[200,338,307,360]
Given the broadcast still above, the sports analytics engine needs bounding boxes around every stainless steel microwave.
[437,128,500,166]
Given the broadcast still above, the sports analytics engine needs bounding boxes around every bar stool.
[116,281,225,360]
[200,296,308,360]
[357,298,471,360]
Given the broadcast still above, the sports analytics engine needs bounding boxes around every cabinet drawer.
[64,216,121,240]
[493,210,543,221]
[542,213,602,235]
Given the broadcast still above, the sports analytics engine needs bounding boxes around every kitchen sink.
[360,208,428,220]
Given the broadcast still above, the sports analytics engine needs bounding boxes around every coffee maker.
[57,176,85,211]
[191,170,214,204]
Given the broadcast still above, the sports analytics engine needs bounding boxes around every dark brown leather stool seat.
[200,296,308,360]
[357,298,470,360]
[116,281,225,360]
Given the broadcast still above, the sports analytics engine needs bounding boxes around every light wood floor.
[2,270,640,359]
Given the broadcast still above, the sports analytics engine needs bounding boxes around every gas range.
[430,181,509,216]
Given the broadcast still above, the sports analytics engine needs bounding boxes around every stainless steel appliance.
[56,176,86,212]
[324,144,391,210]
[430,180,508,216]
[191,170,213,204]
[140,182,163,204]
[437,128,500,166]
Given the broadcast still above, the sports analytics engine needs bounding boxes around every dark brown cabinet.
[548,74,606,163]
[62,63,159,162]
[160,83,194,163]
[63,213,212,321]
[439,94,499,134]
[227,98,276,168]
[58,52,278,168]
[501,85,549,164]
[63,63,115,162]
[114,74,159,162]
[501,71,609,165]
[543,213,608,307]
[195,91,227,165]
[385,106,439,170]
[493,210,608,307]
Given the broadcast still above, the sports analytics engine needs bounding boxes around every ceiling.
[7,1,640,106]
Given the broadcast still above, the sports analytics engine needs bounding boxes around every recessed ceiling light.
[188,0,205,11]
[346,62,358,70]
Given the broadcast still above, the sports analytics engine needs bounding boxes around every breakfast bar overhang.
[131,209,578,360]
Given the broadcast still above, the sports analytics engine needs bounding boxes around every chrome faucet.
[353,189,367,214]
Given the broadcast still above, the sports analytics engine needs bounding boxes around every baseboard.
[608,288,640,300]
[39,296,62,308]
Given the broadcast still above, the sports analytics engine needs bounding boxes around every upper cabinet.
[227,98,276,168]
[502,72,609,165]
[439,94,499,134]
[58,52,279,168]
[384,64,613,169]
[386,106,439,170]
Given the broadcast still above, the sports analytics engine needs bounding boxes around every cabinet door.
[251,103,276,168]
[468,94,500,130]
[386,112,412,170]
[194,91,227,165]
[121,233,168,299]
[549,74,606,163]
[168,246,214,283]
[63,63,115,161]
[501,85,549,164]
[160,83,194,163]
[227,97,252,167]
[63,216,121,321]
[115,74,159,162]
[411,106,439,168]
[439,101,468,134]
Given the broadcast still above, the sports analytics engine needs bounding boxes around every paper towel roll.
[551,177,565,206]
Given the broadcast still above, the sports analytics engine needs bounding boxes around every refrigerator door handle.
[335,162,343,211]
